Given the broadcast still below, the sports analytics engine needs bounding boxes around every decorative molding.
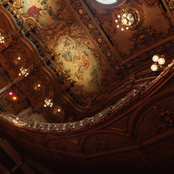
[1,59,174,134]
[70,0,119,72]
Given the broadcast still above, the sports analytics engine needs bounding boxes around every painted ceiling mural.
[17,0,104,92]
[21,0,61,28]
[55,34,102,91]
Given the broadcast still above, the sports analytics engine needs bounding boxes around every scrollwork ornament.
[130,26,166,52]
[166,0,174,18]
[12,0,24,9]
[153,106,174,133]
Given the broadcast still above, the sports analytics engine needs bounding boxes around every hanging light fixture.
[44,98,53,107]
[115,8,140,31]
[158,57,165,65]
[18,67,29,77]
[151,55,165,71]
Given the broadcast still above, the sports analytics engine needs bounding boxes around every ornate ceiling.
[0,0,174,173]
[1,0,174,122]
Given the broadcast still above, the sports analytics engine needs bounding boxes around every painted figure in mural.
[89,67,100,90]
[27,0,52,21]
[75,59,90,80]
[62,49,73,62]
[61,38,73,62]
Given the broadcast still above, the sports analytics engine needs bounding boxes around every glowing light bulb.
[158,58,165,65]
[18,57,21,60]
[9,92,13,96]
[115,20,118,23]
[121,28,124,31]
[151,64,158,71]
[117,25,119,28]
[118,15,120,18]
[152,55,159,62]
[13,96,17,100]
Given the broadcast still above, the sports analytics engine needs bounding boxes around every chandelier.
[18,67,29,77]
[151,55,165,71]
[44,98,53,107]
[115,8,140,31]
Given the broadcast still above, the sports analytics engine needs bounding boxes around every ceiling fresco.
[21,0,61,28]
[55,34,102,91]
[17,0,110,94]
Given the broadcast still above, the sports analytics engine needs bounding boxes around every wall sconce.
[151,55,165,71]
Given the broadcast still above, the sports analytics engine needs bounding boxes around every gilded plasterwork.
[166,0,174,17]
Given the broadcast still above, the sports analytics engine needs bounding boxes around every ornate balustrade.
[1,59,174,134]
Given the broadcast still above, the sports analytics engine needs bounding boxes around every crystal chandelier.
[115,8,140,31]
[18,67,29,77]
[44,98,53,107]
[151,55,165,71]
